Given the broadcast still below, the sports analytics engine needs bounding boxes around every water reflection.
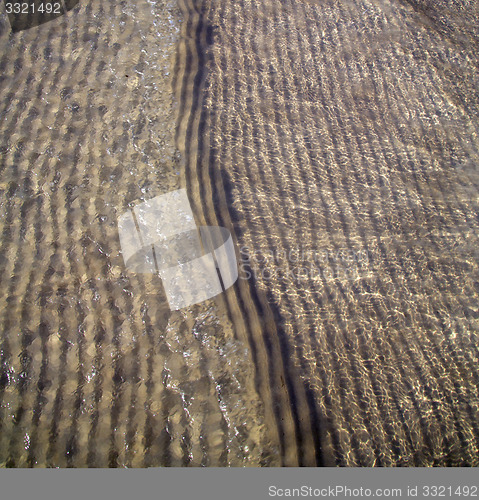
[0,0,277,467]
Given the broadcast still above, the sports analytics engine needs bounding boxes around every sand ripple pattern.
[0,0,277,467]
[177,0,479,466]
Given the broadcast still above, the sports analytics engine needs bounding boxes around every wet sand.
[179,0,479,465]
[0,0,277,467]
[1,0,479,467]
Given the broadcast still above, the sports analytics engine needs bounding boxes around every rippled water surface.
[1,0,479,466]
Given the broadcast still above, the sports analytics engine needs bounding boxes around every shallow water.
[1,0,479,466]
[0,0,277,467]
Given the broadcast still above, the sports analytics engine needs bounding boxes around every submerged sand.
[0,0,479,466]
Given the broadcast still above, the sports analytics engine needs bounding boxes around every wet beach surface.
[0,0,276,467]
[1,0,479,466]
